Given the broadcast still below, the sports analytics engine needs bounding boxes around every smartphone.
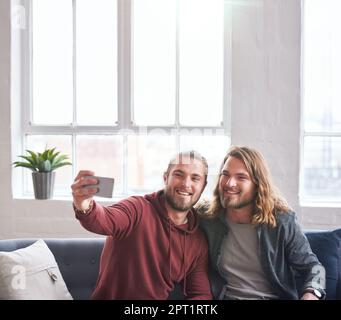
[84,176,115,198]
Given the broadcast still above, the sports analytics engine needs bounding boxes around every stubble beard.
[165,191,199,212]
[220,192,255,210]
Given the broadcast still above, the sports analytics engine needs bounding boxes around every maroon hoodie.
[75,190,212,300]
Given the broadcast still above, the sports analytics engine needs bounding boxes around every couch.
[0,229,340,300]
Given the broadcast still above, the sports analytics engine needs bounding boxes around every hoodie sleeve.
[75,197,143,239]
[182,239,213,300]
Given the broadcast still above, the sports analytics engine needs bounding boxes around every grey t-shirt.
[218,218,278,300]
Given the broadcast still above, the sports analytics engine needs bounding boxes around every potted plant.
[13,147,72,199]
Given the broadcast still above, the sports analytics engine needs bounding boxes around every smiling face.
[163,157,207,213]
[219,156,257,210]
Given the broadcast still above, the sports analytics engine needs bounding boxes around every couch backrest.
[303,229,341,299]
[0,229,340,300]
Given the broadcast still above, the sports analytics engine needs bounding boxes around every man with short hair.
[199,146,326,300]
[71,151,212,300]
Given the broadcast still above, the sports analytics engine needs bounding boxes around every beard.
[164,190,200,212]
[220,192,255,209]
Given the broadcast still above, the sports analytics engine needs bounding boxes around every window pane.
[133,0,176,125]
[303,0,341,132]
[179,0,224,126]
[76,135,123,195]
[180,133,230,198]
[32,0,73,124]
[302,137,341,201]
[127,134,176,193]
[76,0,118,125]
[25,135,73,196]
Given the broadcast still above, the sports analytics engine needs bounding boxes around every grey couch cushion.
[0,238,104,300]
[0,239,73,300]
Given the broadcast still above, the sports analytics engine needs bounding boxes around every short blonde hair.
[165,150,208,183]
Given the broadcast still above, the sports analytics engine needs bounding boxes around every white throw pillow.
[0,239,73,300]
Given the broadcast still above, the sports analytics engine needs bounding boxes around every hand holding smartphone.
[84,175,115,198]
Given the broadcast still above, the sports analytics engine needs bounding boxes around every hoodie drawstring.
[168,220,172,285]
[182,233,187,297]
[169,220,188,297]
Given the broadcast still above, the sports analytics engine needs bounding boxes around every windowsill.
[300,201,341,208]
[13,195,341,208]
[12,195,124,204]
[12,189,152,203]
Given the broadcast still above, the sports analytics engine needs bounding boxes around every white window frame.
[300,0,341,207]
[13,0,232,199]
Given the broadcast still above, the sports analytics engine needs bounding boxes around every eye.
[237,176,248,181]
[173,172,183,177]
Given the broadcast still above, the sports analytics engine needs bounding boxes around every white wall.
[229,0,340,229]
[0,0,91,238]
[0,0,340,239]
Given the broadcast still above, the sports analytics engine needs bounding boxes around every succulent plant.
[13,147,72,172]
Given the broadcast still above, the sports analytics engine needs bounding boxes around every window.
[301,0,341,204]
[14,0,231,199]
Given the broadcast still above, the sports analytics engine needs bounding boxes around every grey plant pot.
[32,171,55,200]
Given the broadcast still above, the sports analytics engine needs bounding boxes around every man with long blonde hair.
[199,145,325,300]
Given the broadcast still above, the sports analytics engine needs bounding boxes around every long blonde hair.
[206,146,290,227]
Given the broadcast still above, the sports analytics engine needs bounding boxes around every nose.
[225,176,237,188]
[182,175,192,188]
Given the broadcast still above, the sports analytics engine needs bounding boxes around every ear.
[163,172,168,184]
